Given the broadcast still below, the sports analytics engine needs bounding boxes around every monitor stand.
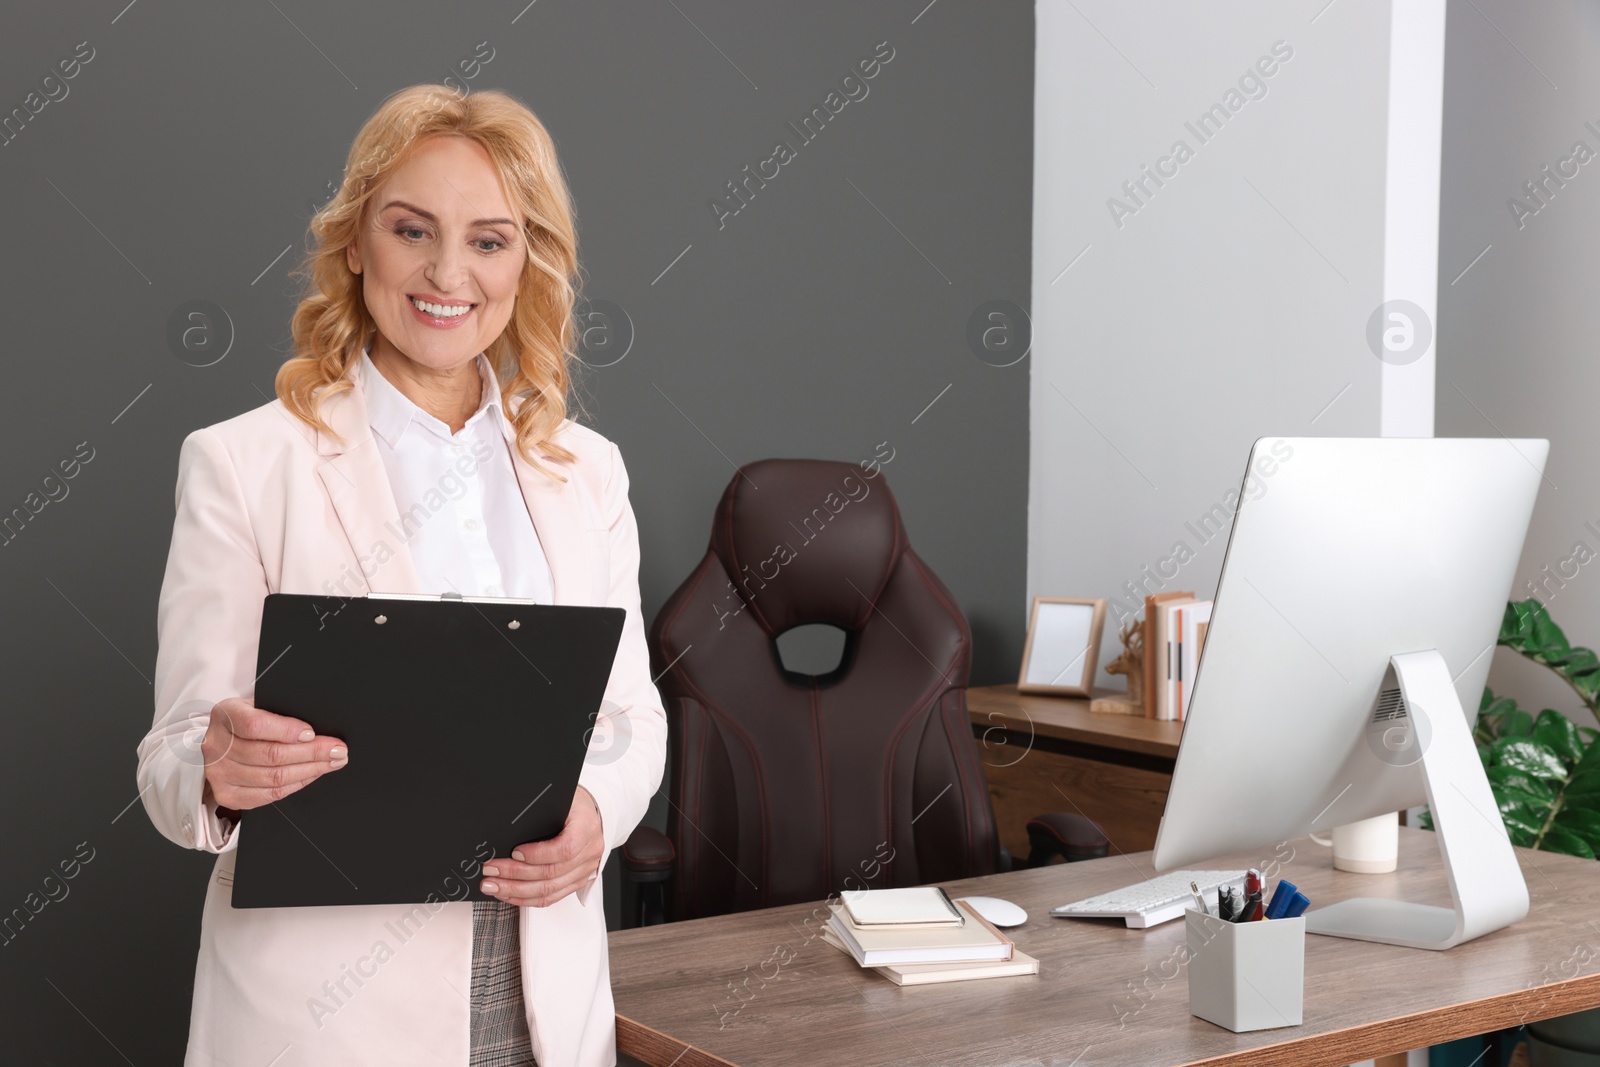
[1304,649,1529,950]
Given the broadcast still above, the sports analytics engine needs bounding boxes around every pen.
[1190,880,1211,917]
[1284,891,1311,919]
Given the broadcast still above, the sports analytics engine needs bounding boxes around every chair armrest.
[621,824,675,883]
[1024,812,1110,866]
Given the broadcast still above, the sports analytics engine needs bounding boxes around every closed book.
[875,948,1040,986]
[825,900,1013,967]
[821,925,1040,985]
[1177,600,1213,721]
[1153,597,1196,721]
[1143,591,1194,718]
[841,886,964,928]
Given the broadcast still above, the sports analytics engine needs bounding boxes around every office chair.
[621,459,1108,926]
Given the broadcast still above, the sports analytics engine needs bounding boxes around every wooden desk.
[967,684,1184,856]
[609,829,1600,1067]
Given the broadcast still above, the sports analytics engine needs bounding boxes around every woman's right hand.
[201,697,349,811]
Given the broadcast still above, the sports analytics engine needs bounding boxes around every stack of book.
[1143,592,1214,721]
[819,886,1039,986]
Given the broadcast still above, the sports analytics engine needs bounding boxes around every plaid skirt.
[470,899,536,1066]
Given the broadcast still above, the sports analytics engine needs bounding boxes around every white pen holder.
[1185,910,1305,1032]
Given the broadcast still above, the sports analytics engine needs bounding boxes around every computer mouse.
[956,895,1028,927]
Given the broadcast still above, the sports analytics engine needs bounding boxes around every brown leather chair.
[622,459,1107,925]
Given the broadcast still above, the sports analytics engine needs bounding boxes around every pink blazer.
[135,367,667,1067]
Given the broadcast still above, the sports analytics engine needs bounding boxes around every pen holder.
[1184,910,1305,1032]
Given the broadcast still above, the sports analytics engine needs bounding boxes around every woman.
[134,85,666,1067]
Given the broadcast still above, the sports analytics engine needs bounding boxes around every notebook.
[840,886,965,927]
[825,899,1013,967]
[821,924,1039,985]
[875,949,1040,986]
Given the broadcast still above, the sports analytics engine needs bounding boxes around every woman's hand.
[200,697,349,812]
[480,787,605,908]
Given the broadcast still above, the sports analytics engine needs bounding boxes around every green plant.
[1427,599,1600,857]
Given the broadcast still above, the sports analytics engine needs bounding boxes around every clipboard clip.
[366,591,468,602]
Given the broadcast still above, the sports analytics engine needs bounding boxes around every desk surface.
[609,829,1600,1067]
[967,684,1184,760]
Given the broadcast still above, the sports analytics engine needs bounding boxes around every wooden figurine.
[1094,619,1144,716]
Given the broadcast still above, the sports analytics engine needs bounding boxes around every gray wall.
[0,1,1033,1059]
[1438,0,1600,730]
[1029,0,1389,687]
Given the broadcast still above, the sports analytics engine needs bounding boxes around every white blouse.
[355,344,554,604]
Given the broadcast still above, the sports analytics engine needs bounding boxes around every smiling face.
[345,134,525,376]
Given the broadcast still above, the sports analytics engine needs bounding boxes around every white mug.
[1309,811,1399,873]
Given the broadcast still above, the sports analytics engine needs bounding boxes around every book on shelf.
[824,899,1013,968]
[1153,595,1197,721]
[1142,591,1194,718]
[1175,599,1213,721]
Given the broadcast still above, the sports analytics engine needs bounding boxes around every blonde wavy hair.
[276,84,584,480]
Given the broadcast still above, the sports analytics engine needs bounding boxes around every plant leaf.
[1572,737,1600,779]
[1502,601,1537,646]
[1487,765,1555,802]
[1476,693,1522,743]
[1485,599,1600,857]
[1495,785,1554,816]
[1569,668,1600,701]
[1553,807,1600,851]
[1529,604,1571,658]
[1538,826,1595,859]
[1533,709,1586,770]
[1498,806,1543,845]
[1563,769,1600,805]
[1492,738,1570,781]
[1480,695,1520,720]
[1551,648,1600,674]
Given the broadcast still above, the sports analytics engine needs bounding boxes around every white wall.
[1030,0,1391,686]
[1437,0,1600,729]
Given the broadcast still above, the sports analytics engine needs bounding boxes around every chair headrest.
[709,458,908,635]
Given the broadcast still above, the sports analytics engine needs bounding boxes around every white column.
[1378,0,1447,437]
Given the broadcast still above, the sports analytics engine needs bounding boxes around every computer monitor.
[1151,436,1549,950]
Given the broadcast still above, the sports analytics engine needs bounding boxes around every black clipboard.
[229,592,624,909]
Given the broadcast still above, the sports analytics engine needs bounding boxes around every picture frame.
[1017,596,1107,697]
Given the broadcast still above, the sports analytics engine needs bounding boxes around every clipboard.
[229,592,625,909]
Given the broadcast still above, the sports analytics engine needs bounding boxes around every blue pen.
[1265,879,1298,920]
[1283,891,1310,919]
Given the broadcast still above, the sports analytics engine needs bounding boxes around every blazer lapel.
[310,362,589,606]
[313,377,424,595]
[500,410,588,606]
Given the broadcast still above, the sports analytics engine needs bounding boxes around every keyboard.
[1050,870,1248,929]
